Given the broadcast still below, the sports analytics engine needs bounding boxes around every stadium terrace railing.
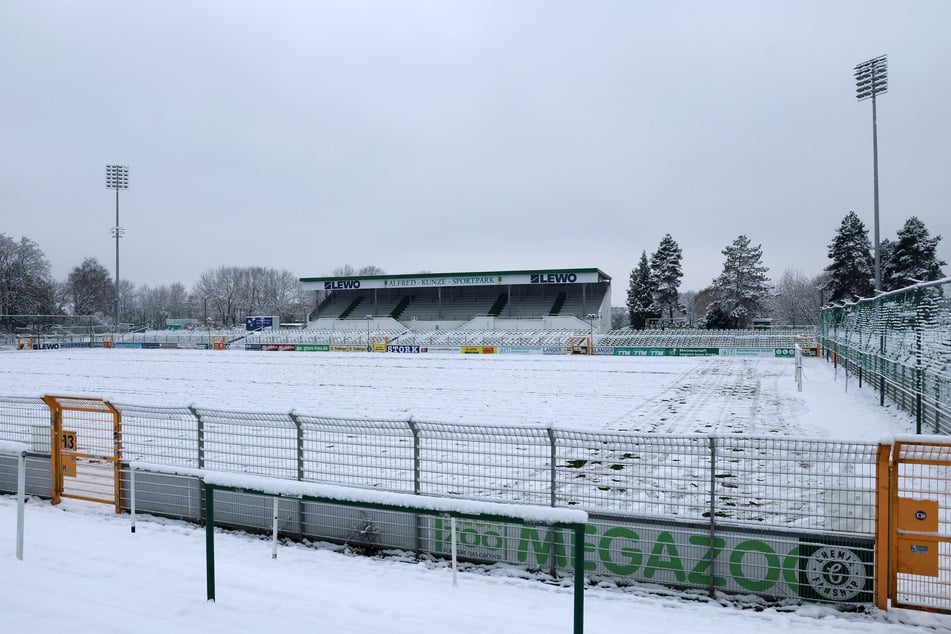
[818,277,951,435]
[0,395,897,607]
[0,396,879,534]
[102,327,806,349]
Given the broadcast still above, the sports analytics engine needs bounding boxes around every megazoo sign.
[430,517,872,603]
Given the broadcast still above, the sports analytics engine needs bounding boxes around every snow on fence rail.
[0,396,881,536]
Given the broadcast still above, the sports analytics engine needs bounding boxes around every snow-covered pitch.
[1,349,945,634]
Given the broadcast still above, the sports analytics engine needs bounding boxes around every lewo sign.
[431,518,872,603]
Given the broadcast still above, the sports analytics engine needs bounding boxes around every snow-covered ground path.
[0,349,916,440]
[2,496,947,634]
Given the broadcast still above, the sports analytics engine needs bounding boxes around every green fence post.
[916,329,922,435]
[573,523,585,634]
[205,482,215,602]
[879,334,886,407]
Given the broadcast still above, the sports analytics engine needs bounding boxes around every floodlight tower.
[106,165,129,330]
[854,55,887,292]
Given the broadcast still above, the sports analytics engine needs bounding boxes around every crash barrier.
[128,464,587,632]
[818,278,951,435]
[1,395,949,612]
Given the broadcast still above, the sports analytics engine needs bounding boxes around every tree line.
[0,235,317,330]
[2,213,944,332]
[0,237,393,331]
[623,213,945,329]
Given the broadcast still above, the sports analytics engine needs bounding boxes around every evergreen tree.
[824,211,874,303]
[702,300,733,329]
[649,234,684,321]
[626,251,656,329]
[710,235,770,328]
[879,238,896,292]
[883,216,946,290]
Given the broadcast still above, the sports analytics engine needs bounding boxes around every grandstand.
[300,268,613,333]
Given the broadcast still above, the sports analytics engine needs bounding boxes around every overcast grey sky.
[2,1,949,303]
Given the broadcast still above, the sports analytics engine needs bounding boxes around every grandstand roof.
[300,267,611,291]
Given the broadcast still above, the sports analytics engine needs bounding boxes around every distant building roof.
[301,268,611,292]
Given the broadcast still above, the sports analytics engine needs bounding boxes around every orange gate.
[43,395,123,513]
[888,439,951,613]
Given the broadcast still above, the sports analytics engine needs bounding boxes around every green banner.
[614,348,719,357]
[431,517,872,603]
[614,348,668,356]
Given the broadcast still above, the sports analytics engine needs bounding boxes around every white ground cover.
[1,348,945,633]
[0,349,917,440]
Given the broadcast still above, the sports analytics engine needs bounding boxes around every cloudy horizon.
[3,1,949,303]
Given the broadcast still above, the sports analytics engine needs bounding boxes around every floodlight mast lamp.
[106,165,129,331]
[854,55,887,292]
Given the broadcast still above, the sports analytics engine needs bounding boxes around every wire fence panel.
[295,416,416,492]
[0,396,50,447]
[193,408,299,479]
[114,403,200,468]
[711,437,879,532]
[554,432,712,518]
[0,396,885,539]
[415,423,553,505]
[819,278,951,435]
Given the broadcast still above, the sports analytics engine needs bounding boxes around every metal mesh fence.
[196,408,299,479]
[818,278,951,434]
[117,403,200,468]
[296,416,415,492]
[415,423,552,504]
[0,397,54,495]
[0,396,884,538]
[0,395,896,607]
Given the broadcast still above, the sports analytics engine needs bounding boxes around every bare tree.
[192,265,308,326]
[771,269,827,326]
[0,234,57,317]
[66,258,114,317]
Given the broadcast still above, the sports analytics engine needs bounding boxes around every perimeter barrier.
[132,465,589,632]
[1,395,894,609]
[818,277,951,435]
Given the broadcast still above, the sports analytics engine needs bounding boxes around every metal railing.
[818,277,951,435]
[0,396,882,537]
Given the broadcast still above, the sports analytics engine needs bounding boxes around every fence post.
[880,334,886,407]
[289,413,304,481]
[205,481,215,602]
[16,451,25,560]
[708,436,717,598]
[916,329,922,435]
[936,378,943,434]
[130,464,136,533]
[408,420,420,495]
[190,406,205,469]
[573,523,585,634]
[547,428,557,507]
